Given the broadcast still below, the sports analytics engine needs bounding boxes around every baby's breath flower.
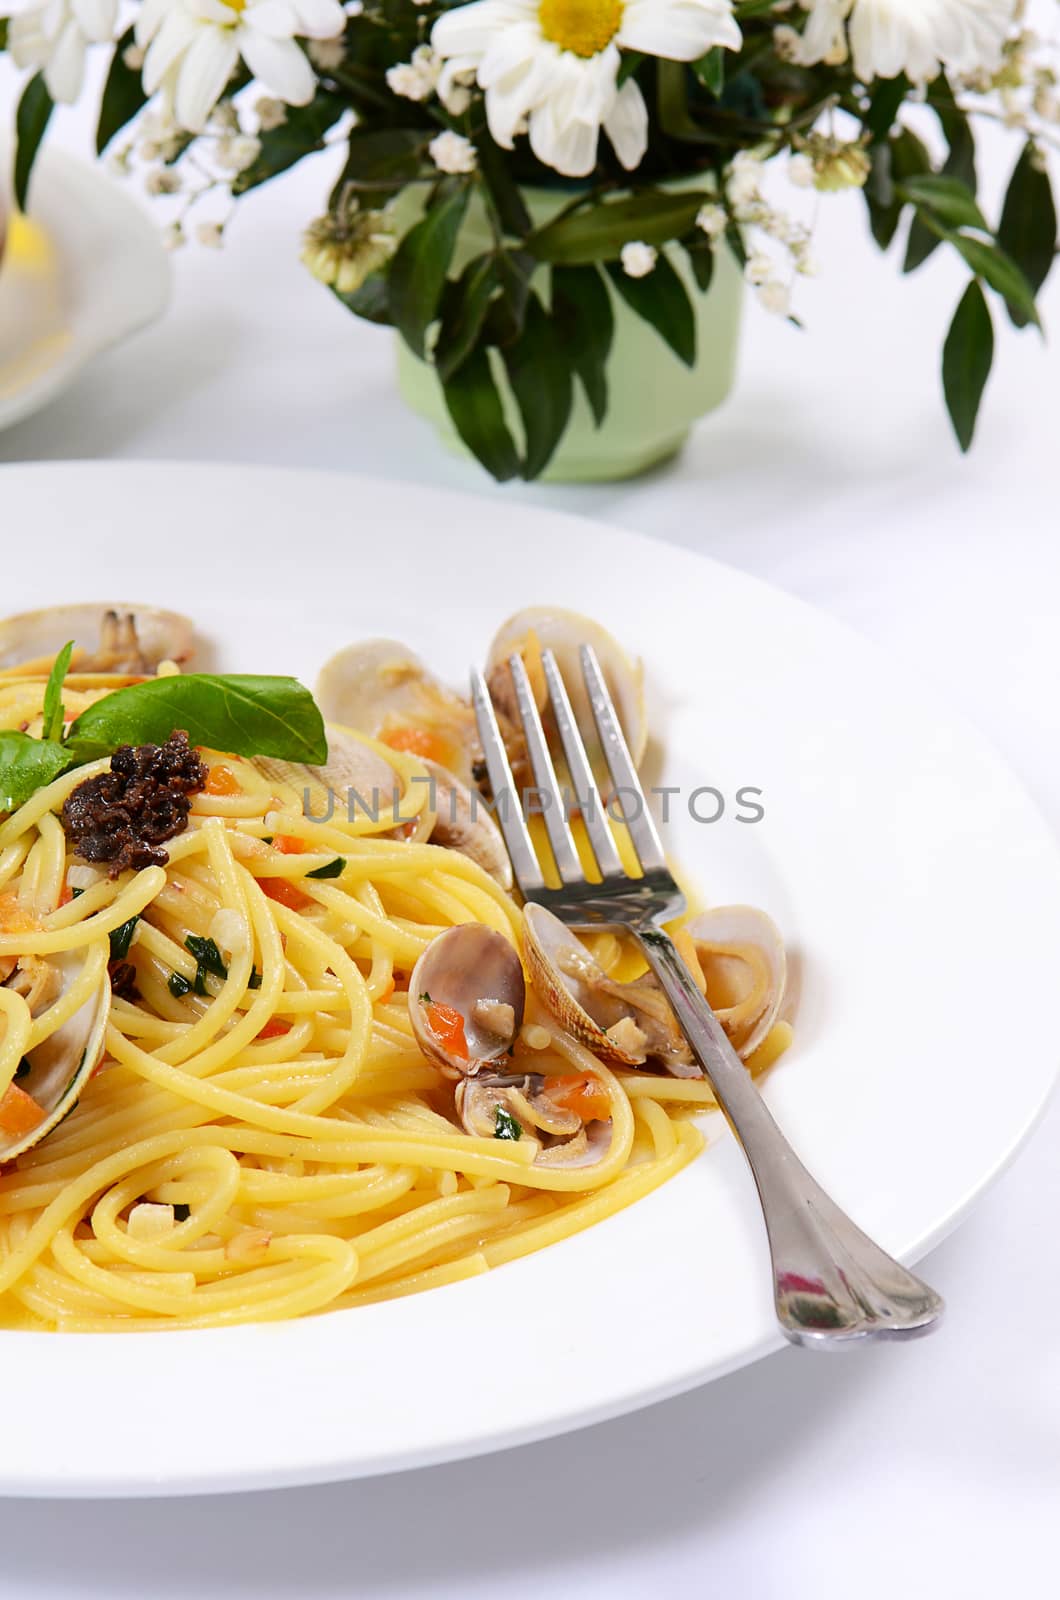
[196,221,225,250]
[307,36,346,72]
[216,136,263,174]
[429,130,477,174]
[799,132,871,191]
[696,203,727,238]
[123,43,145,71]
[621,241,657,278]
[758,279,791,316]
[745,253,774,287]
[145,169,182,196]
[788,152,815,189]
[302,197,396,295]
[387,45,440,102]
[162,222,185,252]
[256,97,288,132]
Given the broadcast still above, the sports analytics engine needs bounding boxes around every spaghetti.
[0,675,729,1331]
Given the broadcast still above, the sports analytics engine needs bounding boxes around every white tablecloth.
[2,44,1059,1600]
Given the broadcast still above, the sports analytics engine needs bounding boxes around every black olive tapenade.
[61,730,207,877]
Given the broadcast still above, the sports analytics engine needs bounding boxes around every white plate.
[0,149,170,432]
[1,460,1058,1499]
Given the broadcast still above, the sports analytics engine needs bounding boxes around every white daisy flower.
[6,0,118,104]
[431,0,742,179]
[136,0,346,134]
[795,0,1015,85]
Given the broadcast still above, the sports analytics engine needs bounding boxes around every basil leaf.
[42,641,74,744]
[0,732,72,813]
[493,1105,522,1141]
[306,856,346,880]
[65,674,327,764]
[109,916,140,961]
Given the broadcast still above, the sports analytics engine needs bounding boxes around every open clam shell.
[314,639,479,786]
[485,607,647,769]
[456,1072,613,1170]
[0,950,111,1163]
[0,604,197,676]
[683,906,787,1061]
[423,759,512,891]
[523,903,646,1069]
[409,925,525,1079]
[255,723,404,828]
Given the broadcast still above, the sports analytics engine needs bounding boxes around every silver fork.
[471,645,944,1347]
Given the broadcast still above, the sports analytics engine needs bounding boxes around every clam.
[523,903,701,1079]
[408,924,525,1079]
[485,607,647,770]
[315,640,480,786]
[0,604,197,676]
[455,1072,613,1169]
[255,724,405,828]
[422,759,512,891]
[682,906,787,1061]
[0,950,110,1163]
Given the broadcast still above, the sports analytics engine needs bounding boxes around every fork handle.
[635,927,944,1347]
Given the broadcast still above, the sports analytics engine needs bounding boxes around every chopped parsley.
[418,991,432,1006]
[168,972,192,999]
[70,885,84,900]
[14,1057,31,1080]
[307,855,346,880]
[109,916,140,961]
[493,1106,523,1142]
[173,1203,191,1222]
[248,967,263,990]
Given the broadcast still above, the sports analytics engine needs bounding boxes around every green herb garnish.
[41,640,74,743]
[184,934,228,996]
[248,968,263,990]
[493,1106,523,1142]
[173,1203,191,1222]
[306,856,346,880]
[168,972,192,999]
[419,991,432,1005]
[109,916,140,961]
[14,1057,32,1080]
[71,886,84,899]
[0,672,328,816]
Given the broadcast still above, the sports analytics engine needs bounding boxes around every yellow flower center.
[538,0,624,58]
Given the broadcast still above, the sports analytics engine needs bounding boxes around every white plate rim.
[0,459,1057,1499]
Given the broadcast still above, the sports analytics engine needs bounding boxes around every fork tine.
[506,653,584,885]
[580,644,667,874]
[540,648,625,881]
[470,668,546,895]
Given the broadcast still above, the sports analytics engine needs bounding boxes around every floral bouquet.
[2,0,1057,479]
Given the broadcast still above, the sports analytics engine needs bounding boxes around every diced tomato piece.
[545,1073,611,1123]
[261,878,311,912]
[204,764,242,797]
[377,977,396,1004]
[424,1001,468,1061]
[59,882,74,907]
[256,1017,291,1040]
[381,726,450,765]
[272,834,305,855]
[0,1081,44,1139]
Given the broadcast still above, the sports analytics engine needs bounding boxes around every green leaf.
[96,28,149,154]
[475,126,532,238]
[692,48,726,98]
[306,855,346,880]
[943,280,994,453]
[606,252,696,368]
[109,916,140,961]
[435,254,500,383]
[485,250,534,346]
[897,175,988,233]
[65,675,328,765]
[528,190,711,265]
[185,934,228,981]
[0,733,71,812]
[41,641,73,743]
[864,128,931,250]
[864,75,909,143]
[233,91,347,195]
[950,234,1040,329]
[329,127,425,203]
[388,180,470,358]
[14,73,53,211]
[683,233,715,293]
[905,85,976,273]
[0,19,8,48]
[500,292,573,481]
[332,272,391,324]
[493,1105,522,1141]
[441,347,520,483]
[997,143,1057,329]
[551,265,613,427]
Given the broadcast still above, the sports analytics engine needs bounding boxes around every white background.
[2,13,1059,1596]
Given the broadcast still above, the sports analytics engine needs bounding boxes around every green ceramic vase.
[393,183,744,483]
